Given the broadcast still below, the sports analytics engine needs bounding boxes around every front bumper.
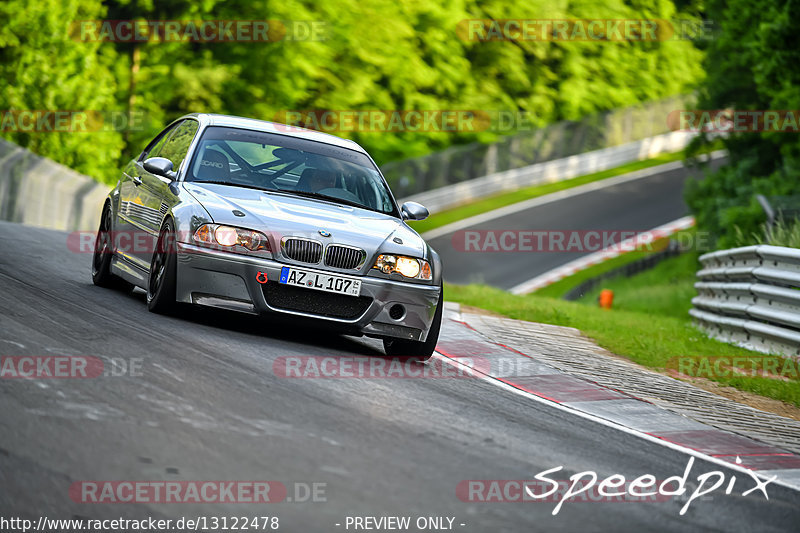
[175,243,440,342]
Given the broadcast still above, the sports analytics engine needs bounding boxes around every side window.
[157,120,199,173]
[139,122,180,161]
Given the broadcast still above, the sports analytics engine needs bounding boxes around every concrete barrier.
[0,138,110,231]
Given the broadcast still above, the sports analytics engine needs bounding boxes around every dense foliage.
[2,0,704,183]
[685,0,800,248]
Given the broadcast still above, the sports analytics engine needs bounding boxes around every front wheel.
[92,204,133,292]
[147,219,178,314]
[383,285,443,363]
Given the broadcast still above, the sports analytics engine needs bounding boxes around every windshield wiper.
[265,189,385,214]
[190,180,273,192]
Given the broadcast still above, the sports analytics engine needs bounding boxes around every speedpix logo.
[458,457,775,516]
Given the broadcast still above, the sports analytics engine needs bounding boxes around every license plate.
[279,266,362,297]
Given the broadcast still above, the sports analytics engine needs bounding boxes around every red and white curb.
[508,215,696,295]
[434,311,800,491]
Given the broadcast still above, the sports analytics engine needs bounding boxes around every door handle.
[123,172,142,186]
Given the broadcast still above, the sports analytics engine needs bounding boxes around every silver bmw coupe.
[92,114,442,360]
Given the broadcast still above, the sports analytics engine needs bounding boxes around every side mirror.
[143,157,176,180]
[400,201,429,221]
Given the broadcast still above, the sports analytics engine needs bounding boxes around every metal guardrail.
[691,245,800,358]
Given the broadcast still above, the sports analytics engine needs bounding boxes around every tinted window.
[140,122,179,161]
[156,120,199,172]
[186,126,398,215]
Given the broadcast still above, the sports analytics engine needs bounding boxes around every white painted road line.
[431,350,800,493]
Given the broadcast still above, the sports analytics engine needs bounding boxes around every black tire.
[147,219,178,314]
[92,204,134,292]
[383,285,443,362]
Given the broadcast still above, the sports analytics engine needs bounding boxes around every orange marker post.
[599,289,614,309]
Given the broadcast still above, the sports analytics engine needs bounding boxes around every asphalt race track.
[429,158,726,290]
[0,220,798,532]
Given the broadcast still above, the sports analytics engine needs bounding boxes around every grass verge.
[575,250,700,319]
[444,253,800,407]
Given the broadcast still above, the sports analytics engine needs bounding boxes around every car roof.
[184,113,367,154]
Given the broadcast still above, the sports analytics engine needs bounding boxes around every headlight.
[373,254,432,280]
[193,224,270,252]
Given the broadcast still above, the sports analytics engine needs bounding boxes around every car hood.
[183,182,426,262]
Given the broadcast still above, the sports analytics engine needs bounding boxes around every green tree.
[0,0,124,181]
[685,0,800,248]
[3,0,708,182]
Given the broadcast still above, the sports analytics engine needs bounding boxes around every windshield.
[185,126,398,216]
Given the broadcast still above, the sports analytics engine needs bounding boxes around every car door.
[118,122,181,269]
[134,119,199,267]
